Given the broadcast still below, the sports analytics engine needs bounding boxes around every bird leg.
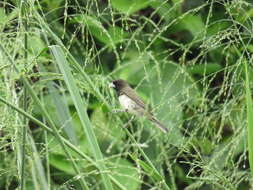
[112,109,128,113]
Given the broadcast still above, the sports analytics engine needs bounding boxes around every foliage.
[0,0,253,189]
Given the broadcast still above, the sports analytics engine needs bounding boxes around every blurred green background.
[0,0,253,189]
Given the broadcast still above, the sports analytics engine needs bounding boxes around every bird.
[109,79,168,133]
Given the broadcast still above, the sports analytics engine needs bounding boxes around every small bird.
[109,79,168,133]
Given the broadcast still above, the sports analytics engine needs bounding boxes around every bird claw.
[112,109,124,113]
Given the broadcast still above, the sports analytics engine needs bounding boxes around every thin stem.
[20,2,28,189]
[123,120,170,190]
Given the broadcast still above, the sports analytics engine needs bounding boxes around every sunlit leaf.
[111,0,151,14]
[73,15,128,47]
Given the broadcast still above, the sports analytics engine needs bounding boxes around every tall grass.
[50,45,113,190]
[0,0,253,189]
[245,62,253,176]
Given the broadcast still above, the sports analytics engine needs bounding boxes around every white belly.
[119,94,139,115]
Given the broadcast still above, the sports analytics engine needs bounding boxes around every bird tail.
[149,117,168,133]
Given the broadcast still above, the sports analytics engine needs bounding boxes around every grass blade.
[245,63,253,176]
[50,45,113,190]
[29,135,48,189]
[48,82,78,145]
[20,1,28,189]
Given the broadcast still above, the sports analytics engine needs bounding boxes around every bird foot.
[112,109,125,113]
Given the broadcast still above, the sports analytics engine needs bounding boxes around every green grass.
[50,45,113,190]
[245,62,253,176]
[0,0,253,189]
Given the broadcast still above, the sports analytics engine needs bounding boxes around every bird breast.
[119,94,142,115]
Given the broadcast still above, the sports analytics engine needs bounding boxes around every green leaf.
[0,8,7,24]
[206,20,230,37]
[44,0,64,11]
[130,154,166,186]
[183,14,205,37]
[187,63,222,75]
[136,159,163,182]
[245,62,253,176]
[29,136,49,189]
[47,86,78,145]
[28,35,46,55]
[73,15,128,47]
[91,107,125,141]
[192,137,213,155]
[150,1,174,22]
[49,154,76,175]
[34,93,78,145]
[111,0,151,14]
[114,51,149,84]
[175,14,205,39]
[108,158,141,190]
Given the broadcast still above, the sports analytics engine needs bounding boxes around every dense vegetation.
[1,0,253,189]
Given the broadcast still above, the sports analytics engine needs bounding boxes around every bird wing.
[121,87,146,109]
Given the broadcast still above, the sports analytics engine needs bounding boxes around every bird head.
[109,79,129,92]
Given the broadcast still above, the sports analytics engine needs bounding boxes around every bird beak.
[109,82,115,88]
